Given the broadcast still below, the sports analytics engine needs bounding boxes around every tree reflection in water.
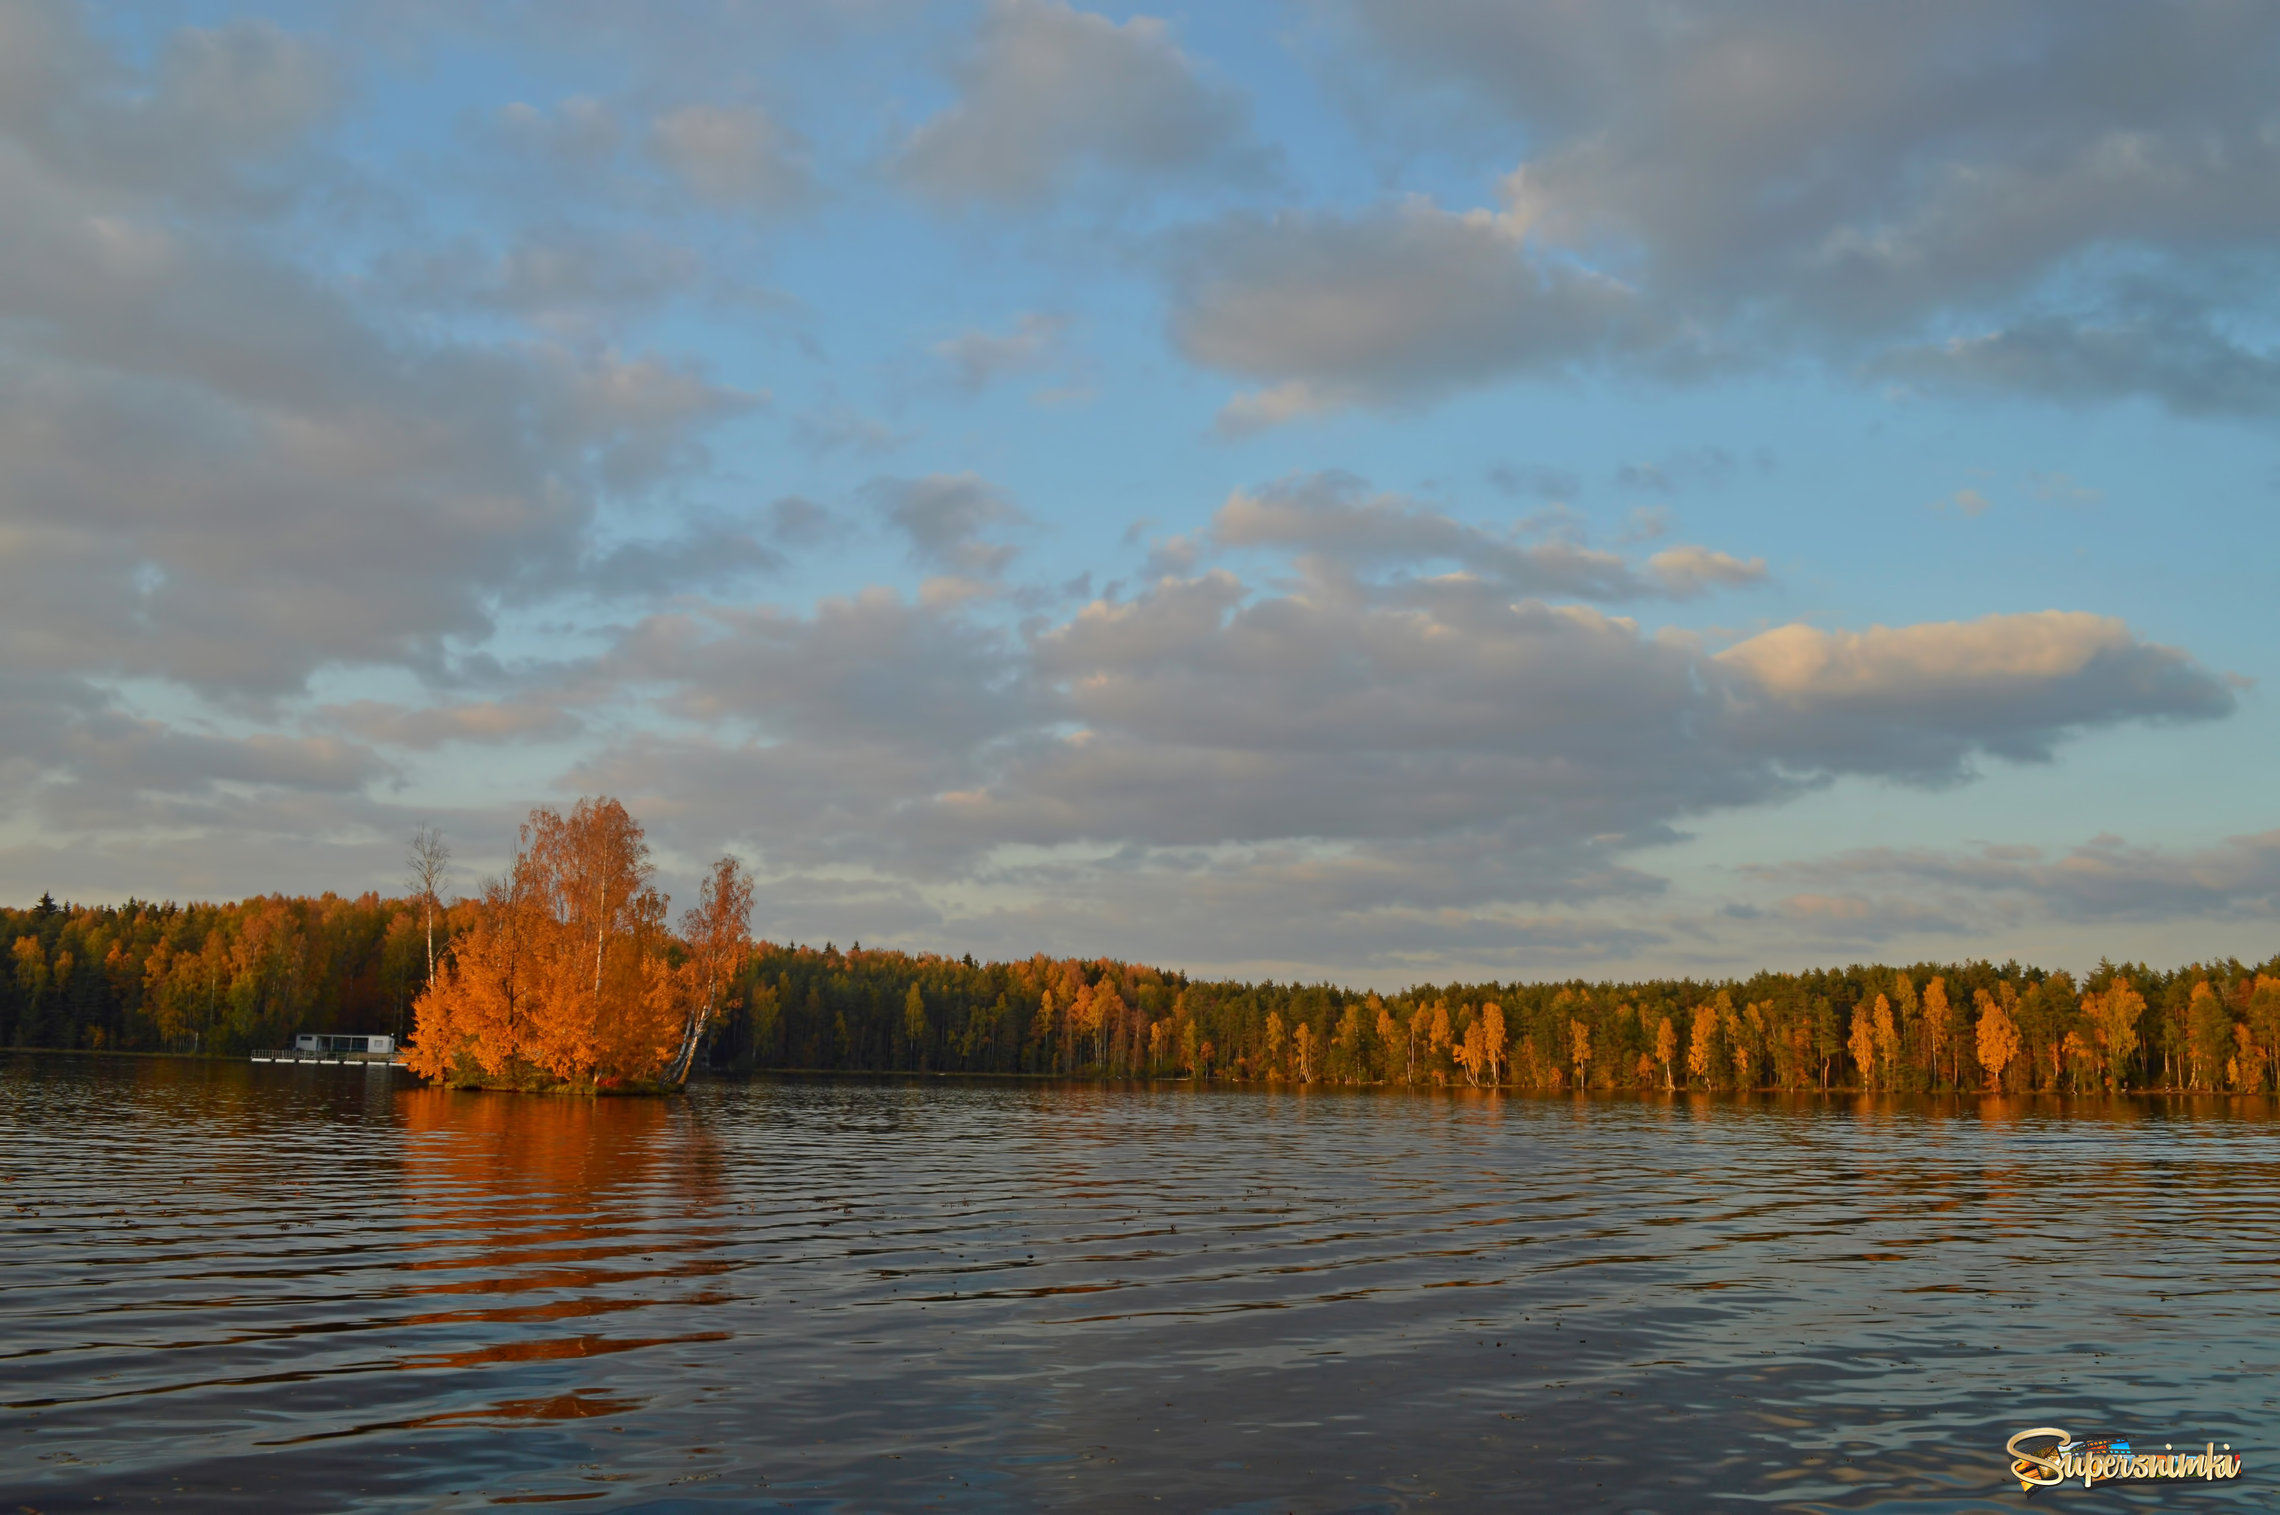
[396,1089,734,1357]
[9,1064,2280,1511]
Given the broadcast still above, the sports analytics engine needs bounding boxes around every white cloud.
[649,103,815,212]
[1210,381,1343,437]
[1353,2,2280,313]
[896,0,1257,204]
[381,229,704,325]
[1879,307,2280,418]
[583,511,788,598]
[866,473,1028,578]
[1170,200,1641,424]
[0,4,767,899]
[1750,830,2280,927]
[0,10,757,701]
[321,698,581,750]
[1645,545,1766,596]
[792,402,913,458]
[568,557,2232,972]
[1167,2,2280,417]
[1715,612,2234,778]
[934,312,1068,391]
[1207,472,1762,600]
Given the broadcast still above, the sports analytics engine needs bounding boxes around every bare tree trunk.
[668,977,716,1087]
[407,826,450,994]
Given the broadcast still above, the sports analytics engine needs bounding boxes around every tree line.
[3,890,429,1054]
[6,857,2277,1095]
[717,945,2280,1094]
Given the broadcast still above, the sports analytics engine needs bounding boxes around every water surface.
[3,1055,2275,1511]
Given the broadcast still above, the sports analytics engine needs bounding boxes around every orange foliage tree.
[1975,988,2020,1091]
[667,855,755,1084]
[406,798,738,1092]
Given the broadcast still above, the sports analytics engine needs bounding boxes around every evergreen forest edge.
[8,888,2278,1095]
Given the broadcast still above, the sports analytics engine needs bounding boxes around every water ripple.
[3,1056,2277,1510]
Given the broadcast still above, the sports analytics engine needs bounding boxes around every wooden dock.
[250,1049,411,1068]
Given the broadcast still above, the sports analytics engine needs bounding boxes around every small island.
[404,798,752,1094]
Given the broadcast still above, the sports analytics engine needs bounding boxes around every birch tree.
[669,855,753,1085]
[406,825,451,989]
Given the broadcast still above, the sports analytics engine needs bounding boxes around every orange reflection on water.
[401,1086,686,1200]
[403,1332,731,1370]
[393,1087,731,1349]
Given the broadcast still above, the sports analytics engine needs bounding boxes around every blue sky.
[4,0,2277,984]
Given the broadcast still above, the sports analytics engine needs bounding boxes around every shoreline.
[10,1048,2280,1105]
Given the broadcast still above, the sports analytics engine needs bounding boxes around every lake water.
[2,1055,2275,1512]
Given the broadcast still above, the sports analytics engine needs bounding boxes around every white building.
[290,1033,395,1055]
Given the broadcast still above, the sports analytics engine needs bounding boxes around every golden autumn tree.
[1975,987,2020,1091]
[1452,1002,1506,1087]
[405,818,546,1088]
[403,845,542,1086]
[1688,1001,1719,1088]
[529,798,680,1086]
[1923,977,1953,1089]
[1730,1000,1764,1089]
[1871,994,1899,1091]
[2080,982,2144,1092]
[666,855,754,1086]
[1070,979,1108,1070]
[2228,1019,2262,1091]
[1292,1020,1318,1083]
[1451,1012,1479,1083]
[1848,1002,1877,1090]
[407,798,690,1092]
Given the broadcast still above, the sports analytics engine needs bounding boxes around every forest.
[6,883,2276,1094]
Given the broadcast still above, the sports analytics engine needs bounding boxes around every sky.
[2,0,2277,987]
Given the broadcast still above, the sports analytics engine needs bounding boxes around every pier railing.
[249,1049,409,1067]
